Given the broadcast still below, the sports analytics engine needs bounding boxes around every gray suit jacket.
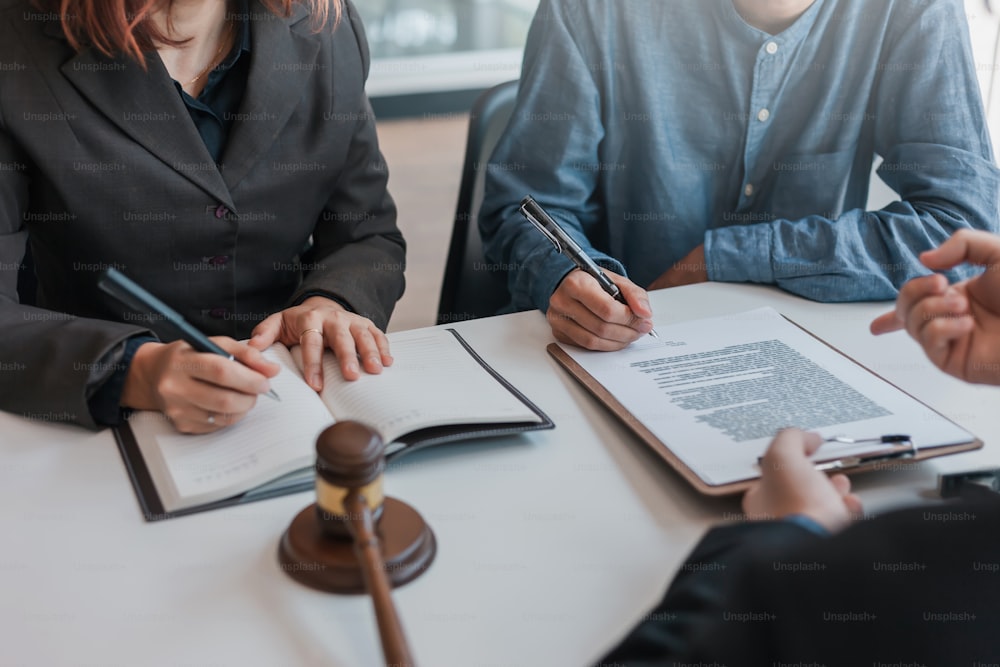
[0,0,405,428]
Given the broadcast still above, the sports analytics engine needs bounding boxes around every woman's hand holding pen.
[548,269,654,351]
[870,229,1000,385]
[121,338,280,434]
[249,296,393,391]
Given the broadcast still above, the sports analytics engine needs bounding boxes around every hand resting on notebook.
[250,296,393,391]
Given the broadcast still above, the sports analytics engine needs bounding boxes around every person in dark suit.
[0,0,405,432]
[601,228,1000,666]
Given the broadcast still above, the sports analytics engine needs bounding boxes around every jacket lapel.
[57,33,236,209]
[220,2,320,191]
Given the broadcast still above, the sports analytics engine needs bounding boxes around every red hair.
[36,0,341,65]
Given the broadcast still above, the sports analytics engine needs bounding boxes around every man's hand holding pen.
[519,195,658,351]
[548,269,655,351]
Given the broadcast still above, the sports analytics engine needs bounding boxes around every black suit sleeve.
[0,100,153,429]
[599,520,822,666]
[610,502,1000,667]
[292,0,406,331]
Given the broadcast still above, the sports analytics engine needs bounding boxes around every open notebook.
[114,328,552,520]
[549,307,981,495]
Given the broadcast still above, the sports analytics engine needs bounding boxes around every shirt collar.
[219,0,252,69]
[717,0,826,46]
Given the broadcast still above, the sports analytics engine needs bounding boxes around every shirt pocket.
[767,145,859,221]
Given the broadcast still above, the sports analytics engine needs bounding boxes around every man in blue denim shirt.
[480,0,1000,351]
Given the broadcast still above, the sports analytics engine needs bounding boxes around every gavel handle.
[344,492,417,667]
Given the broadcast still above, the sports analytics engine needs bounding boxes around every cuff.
[87,335,158,426]
[292,291,354,314]
[782,513,831,537]
[527,247,626,313]
[705,224,775,284]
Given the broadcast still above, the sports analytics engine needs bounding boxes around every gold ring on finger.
[298,327,323,343]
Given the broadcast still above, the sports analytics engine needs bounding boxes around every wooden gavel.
[279,422,436,667]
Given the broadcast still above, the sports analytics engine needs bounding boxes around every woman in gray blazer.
[0,0,406,432]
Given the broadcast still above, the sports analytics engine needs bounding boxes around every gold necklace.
[186,20,235,87]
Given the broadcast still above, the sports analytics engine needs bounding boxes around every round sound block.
[278,497,436,594]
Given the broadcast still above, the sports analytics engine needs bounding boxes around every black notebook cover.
[113,329,554,521]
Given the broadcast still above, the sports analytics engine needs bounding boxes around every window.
[356,0,538,96]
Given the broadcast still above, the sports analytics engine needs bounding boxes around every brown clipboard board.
[547,329,983,496]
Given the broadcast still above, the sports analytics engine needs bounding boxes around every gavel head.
[278,420,436,593]
[313,421,386,539]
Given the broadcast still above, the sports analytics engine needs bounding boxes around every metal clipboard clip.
[813,434,917,472]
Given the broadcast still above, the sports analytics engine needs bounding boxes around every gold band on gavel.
[316,475,384,516]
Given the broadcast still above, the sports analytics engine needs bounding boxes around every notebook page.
[293,329,541,443]
[561,307,974,486]
[129,344,331,512]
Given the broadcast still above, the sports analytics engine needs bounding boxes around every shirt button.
[744,183,755,197]
[765,41,778,55]
[757,108,770,122]
[214,205,229,219]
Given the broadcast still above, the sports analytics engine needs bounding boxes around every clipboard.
[548,324,982,497]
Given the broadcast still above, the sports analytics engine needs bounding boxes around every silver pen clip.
[519,203,563,253]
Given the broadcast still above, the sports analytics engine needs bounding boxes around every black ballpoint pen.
[519,195,659,338]
[98,268,280,401]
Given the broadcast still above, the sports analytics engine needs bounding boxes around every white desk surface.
[2,283,998,667]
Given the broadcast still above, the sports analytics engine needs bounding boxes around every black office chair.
[436,80,519,325]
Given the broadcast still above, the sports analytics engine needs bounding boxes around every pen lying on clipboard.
[757,434,915,471]
[813,434,916,472]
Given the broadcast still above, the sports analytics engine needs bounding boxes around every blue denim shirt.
[480,0,1000,313]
